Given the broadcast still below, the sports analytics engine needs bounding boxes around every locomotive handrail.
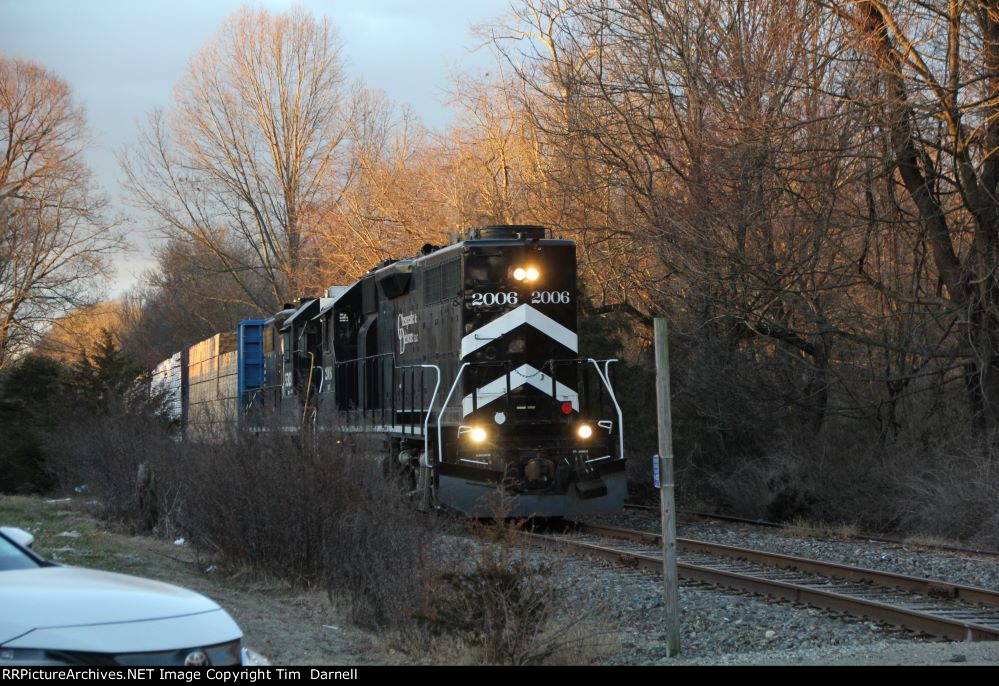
[588,358,625,462]
[436,362,471,471]
[332,352,394,366]
[395,363,441,468]
[436,358,624,465]
[541,356,621,420]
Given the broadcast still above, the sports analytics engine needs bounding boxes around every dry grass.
[899,534,959,549]
[783,517,860,540]
[0,494,385,665]
[42,406,437,636]
[172,429,436,636]
[894,438,999,549]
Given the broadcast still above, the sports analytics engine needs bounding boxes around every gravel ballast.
[551,545,924,664]
[588,511,999,591]
[545,512,999,664]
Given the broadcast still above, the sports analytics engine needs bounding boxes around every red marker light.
[561,402,573,415]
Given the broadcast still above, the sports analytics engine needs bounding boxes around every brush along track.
[523,521,999,641]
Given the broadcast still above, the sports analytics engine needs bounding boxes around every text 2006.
[471,291,571,307]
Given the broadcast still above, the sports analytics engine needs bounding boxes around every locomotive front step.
[574,478,609,500]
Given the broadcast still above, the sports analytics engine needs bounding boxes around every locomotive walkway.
[525,522,999,641]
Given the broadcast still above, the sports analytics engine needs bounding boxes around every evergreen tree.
[0,354,69,492]
[69,329,147,412]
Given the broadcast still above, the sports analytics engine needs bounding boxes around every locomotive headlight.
[513,267,540,282]
[470,427,488,443]
[577,424,593,439]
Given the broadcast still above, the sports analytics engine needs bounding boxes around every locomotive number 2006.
[472,291,519,307]
[471,291,571,307]
[531,290,571,305]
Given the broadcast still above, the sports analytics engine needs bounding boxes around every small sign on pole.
[654,317,680,657]
[652,453,661,488]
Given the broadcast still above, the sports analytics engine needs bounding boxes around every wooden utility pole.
[654,317,680,656]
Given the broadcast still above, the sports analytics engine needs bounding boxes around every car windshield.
[0,534,40,571]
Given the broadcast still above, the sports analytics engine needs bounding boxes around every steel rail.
[524,529,999,642]
[574,521,999,609]
[624,503,999,558]
[625,502,781,528]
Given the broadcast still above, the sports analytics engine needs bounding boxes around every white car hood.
[0,567,239,651]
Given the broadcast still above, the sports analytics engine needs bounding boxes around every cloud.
[0,0,510,294]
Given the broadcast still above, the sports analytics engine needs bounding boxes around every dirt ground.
[0,495,388,666]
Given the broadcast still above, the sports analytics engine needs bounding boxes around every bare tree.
[472,0,999,439]
[121,6,356,308]
[0,57,119,370]
[310,90,449,288]
[834,0,999,428]
[117,237,266,367]
[484,0,872,429]
[437,68,545,226]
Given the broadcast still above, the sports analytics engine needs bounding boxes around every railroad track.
[524,521,999,641]
[624,503,999,558]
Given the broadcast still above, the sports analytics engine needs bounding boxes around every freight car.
[152,225,626,517]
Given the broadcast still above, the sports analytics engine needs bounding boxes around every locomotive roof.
[313,282,359,320]
[309,235,576,321]
[411,237,574,267]
[279,299,318,328]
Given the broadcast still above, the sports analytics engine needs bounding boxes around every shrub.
[171,424,434,633]
[45,402,179,530]
[46,405,619,663]
[415,515,618,665]
[417,519,554,665]
[894,436,999,548]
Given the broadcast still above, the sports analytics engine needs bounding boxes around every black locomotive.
[154,225,626,517]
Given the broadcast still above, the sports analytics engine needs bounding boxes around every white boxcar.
[186,332,238,440]
[151,351,183,423]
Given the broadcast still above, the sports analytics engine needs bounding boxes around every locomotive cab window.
[322,317,332,354]
[301,327,317,359]
[334,310,360,361]
[465,251,507,288]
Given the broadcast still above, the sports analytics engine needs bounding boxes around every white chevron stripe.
[461,304,577,358]
[462,363,579,416]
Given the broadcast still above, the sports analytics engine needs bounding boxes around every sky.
[0,0,512,295]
